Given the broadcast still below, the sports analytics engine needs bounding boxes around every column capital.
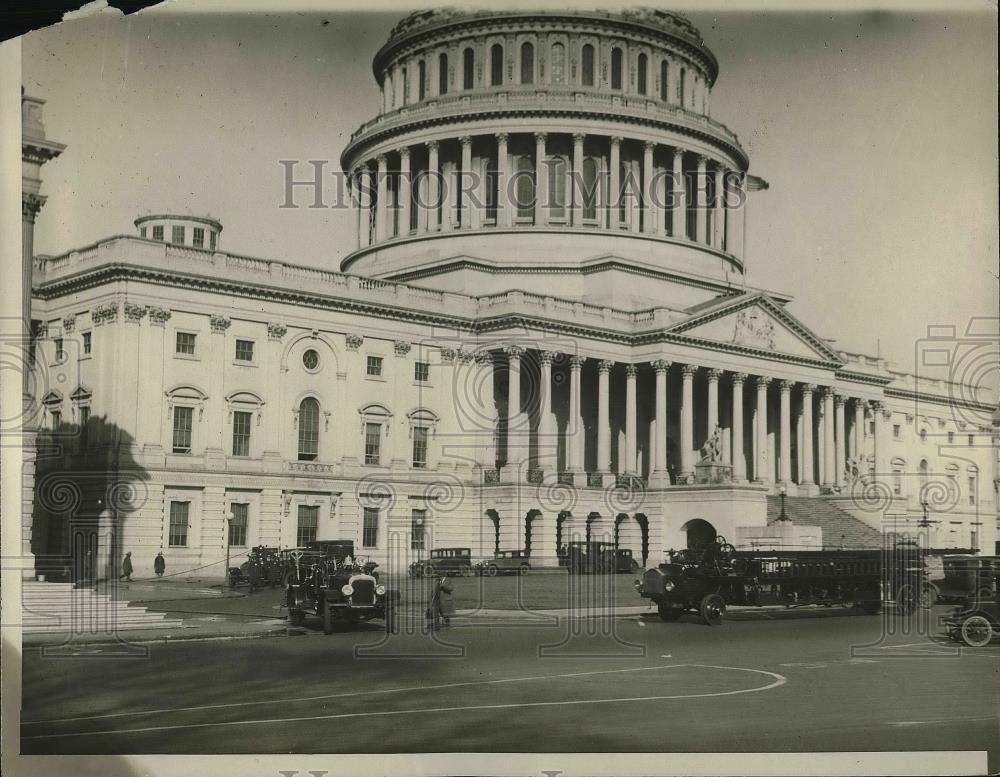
[777,378,794,392]
[834,393,847,408]
[643,140,656,151]
[680,363,698,378]
[473,349,493,365]
[802,382,817,395]
[503,344,525,359]
[651,359,671,373]
[375,154,387,167]
[569,355,586,370]
[398,146,411,160]
[696,153,709,166]
[425,139,439,151]
[459,135,473,147]
[495,132,509,144]
[820,385,835,399]
[610,135,623,147]
[755,375,772,389]
[731,371,747,385]
[534,131,548,143]
[572,132,586,144]
[538,350,556,365]
[598,359,615,374]
[706,367,723,382]
[625,364,638,378]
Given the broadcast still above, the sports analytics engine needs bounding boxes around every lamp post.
[777,483,790,521]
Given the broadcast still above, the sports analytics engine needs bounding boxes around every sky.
[21,0,999,379]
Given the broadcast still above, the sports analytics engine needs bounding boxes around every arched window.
[551,42,565,84]
[660,59,669,101]
[637,53,648,94]
[462,47,474,90]
[679,67,686,106]
[918,459,929,493]
[514,155,534,219]
[891,458,905,496]
[490,43,504,86]
[581,44,595,87]
[582,157,598,220]
[438,52,448,94]
[418,60,426,101]
[297,397,320,461]
[548,155,567,220]
[611,47,623,89]
[520,42,534,84]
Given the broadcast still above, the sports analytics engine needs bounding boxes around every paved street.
[20,607,999,765]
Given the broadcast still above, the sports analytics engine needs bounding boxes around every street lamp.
[777,483,790,521]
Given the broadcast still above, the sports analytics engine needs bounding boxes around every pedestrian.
[154,551,165,578]
[426,575,454,630]
[119,551,133,582]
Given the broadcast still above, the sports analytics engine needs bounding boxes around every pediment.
[668,295,842,364]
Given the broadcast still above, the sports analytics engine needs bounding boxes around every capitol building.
[25,9,998,580]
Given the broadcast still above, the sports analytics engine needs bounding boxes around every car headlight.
[664,581,675,592]
[375,584,386,596]
[341,584,354,596]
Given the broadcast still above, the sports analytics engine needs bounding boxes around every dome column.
[534,132,548,226]
[495,132,510,228]
[671,147,685,238]
[571,132,585,226]
[726,172,745,258]
[609,136,622,230]
[375,154,389,242]
[643,141,657,235]
[459,135,476,229]
[713,165,725,249]
[425,140,440,232]
[695,154,708,244]
[398,147,411,237]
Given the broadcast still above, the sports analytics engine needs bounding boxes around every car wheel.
[960,615,993,647]
[657,603,683,622]
[895,584,918,615]
[288,609,304,627]
[518,565,529,576]
[486,564,499,578]
[423,564,435,578]
[919,583,939,609]
[323,604,334,635]
[699,593,726,626]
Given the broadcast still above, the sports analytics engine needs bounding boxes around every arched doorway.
[681,518,717,549]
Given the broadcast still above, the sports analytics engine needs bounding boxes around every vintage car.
[408,547,473,578]
[922,555,999,607]
[476,550,531,577]
[227,545,283,592]
[943,574,999,647]
[565,541,638,574]
[286,540,398,633]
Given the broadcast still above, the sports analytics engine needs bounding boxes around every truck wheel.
[486,564,499,577]
[919,583,939,608]
[323,604,334,635]
[896,584,918,615]
[657,603,683,622]
[960,615,993,647]
[699,594,726,626]
[288,609,304,627]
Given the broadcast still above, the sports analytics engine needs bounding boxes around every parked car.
[408,547,473,578]
[943,574,999,647]
[922,555,999,607]
[286,540,398,633]
[477,550,531,577]
[227,545,283,592]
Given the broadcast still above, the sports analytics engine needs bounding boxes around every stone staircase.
[766,496,882,550]
[20,581,185,634]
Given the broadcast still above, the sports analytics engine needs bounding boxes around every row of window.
[391,41,700,109]
[140,224,218,250]
[888,459,980,505]
[168,500,427,550]
[893,423,977,447]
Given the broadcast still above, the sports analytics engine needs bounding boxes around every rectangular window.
[412,426,428,468]
[229,502,248,547]
[363,507,379,548]
[171,225,185,244]
[296,505,319,546]
[232,410,252,457]
[152,225,164,241]
[54,337,64,362]
[210,232,217,250]
[365,422,381,465]
[140,226,147,238]
[414,361,430,382]
[176,331,196,355]
[172,406,193,453]
[82,331,92,355]
[168,501,189,547]
[79,405,90,448]
[892,424,900,439]
[192,227,205,247]
[235,339,254,362]
[411,508,426,551]
[50,409,61,428]
[969,477,977,506]
[892,469,902,497]
[366,356,383,377]
[947,431,955,444]
[968,434,975,446]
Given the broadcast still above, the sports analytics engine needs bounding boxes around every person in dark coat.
[119,552,133,582]
[153,552,165,578]
[427,575,454,630]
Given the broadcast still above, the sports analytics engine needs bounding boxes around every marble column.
[597,360,613,476]
[731,372,746,481]
[671,147,685,238]
[459,135,474,229]
[755,376,771,483]
[872,400,888,483]
[534,132,548,226]
[505,344,524,468]
[706,368,721,436]
[652,360,670,482]
[643,141,656,234]
[398,146,411,236]
[426,140,440,232]
[356,167,371,249]
[609,136,622,229]
[822,387,836,487]
[680,364,696,482]
[852,399,865,461]
[375,154,388,243]
[495,132,509,228]
[625,364,638,475]
[801,384,815,486]
[538,350,556,471]
[695,154,708,244]
[572,132,585,226]
[713,165,725,249]
[834,393,846,488]
[567,356,584,473]
[778,379,792,485]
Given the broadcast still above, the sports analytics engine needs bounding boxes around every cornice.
[883,386,994,414]
[835,369,893,388]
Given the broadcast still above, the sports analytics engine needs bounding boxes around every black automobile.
[408,547,473,578]
[286,540,398,633]
[227,545,283,592]
[923,555,999,607]
[476,550,531,577]
[943,570,999,647]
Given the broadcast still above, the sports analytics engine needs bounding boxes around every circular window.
[302,349,320,371]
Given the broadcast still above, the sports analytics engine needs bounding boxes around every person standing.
[153,552,165,578]
[120,551,133,582]
[427,575,454,630]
